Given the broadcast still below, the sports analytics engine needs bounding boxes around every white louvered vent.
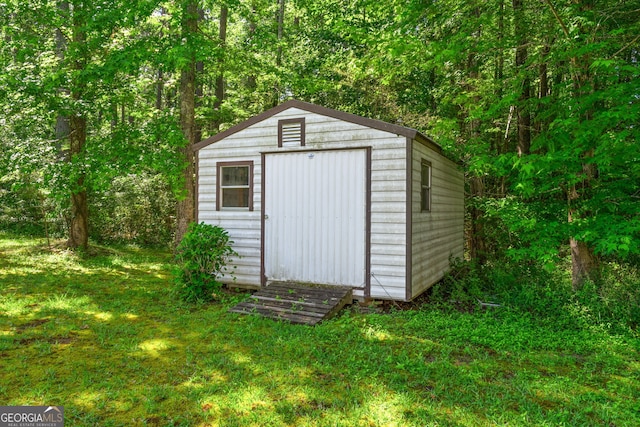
[281,123,302,145]
[278,118,305,147]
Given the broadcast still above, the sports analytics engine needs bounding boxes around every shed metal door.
[264,149,367,287]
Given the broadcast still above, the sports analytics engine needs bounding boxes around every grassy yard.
[1,233,639,426]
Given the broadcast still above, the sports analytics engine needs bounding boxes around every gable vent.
[278,118,305,147]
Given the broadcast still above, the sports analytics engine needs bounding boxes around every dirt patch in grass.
[18,335,77,346]
[14,318,50,330]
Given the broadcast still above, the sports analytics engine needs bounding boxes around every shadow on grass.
[1,236,639,426]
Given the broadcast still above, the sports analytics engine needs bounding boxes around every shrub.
[571,261,640,332]
[173,222,237,303]
[0,172,67,237]
[436,254,640,333]
[89,173,176,246]
[431,258,484,309]
[435,257,572,316]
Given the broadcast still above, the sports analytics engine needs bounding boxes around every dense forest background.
[1,0,638,324]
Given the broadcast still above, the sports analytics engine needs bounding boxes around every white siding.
[410,140,465,298]
[198,107,408,296]
[368,138,407,299]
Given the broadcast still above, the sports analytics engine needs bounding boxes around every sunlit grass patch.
[1,233,639,426]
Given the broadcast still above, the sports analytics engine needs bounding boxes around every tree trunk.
[513,0,530,156]
[55,1,69,154]
[273,0,285,106]
[568,190,597,289]
[212,4,228,133]
[277,0,284,67]
[569,237,597,289]
[66,1,89,250]
[465,6,487,264]
[194,60,204,143]
[156,7,168,112]
[539,42,550,99]
[67,114,89,250]
[174,0,198,246]
[194,6,205,143]
[156,69,163,110]
[469,176,487,264]
[246,1,258,94]
[561,0,598,288]
[536,39,551,135]
[492,0,505,157]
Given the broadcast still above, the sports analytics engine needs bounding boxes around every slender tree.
[66,1,90,249]
[1,0,172,247]
[513,0,531,156]
[175,0,199,246]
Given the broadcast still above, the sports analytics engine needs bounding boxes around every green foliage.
[343,0,640,268]
[0,138,68,238]
[2,0,638,280]
[89,173,176,246]
[0,174,46,236]
[431,259,485,308]
[172,222,237,303]
[570,261,640,331]
[438,254,640,333]
[435,258,569,317]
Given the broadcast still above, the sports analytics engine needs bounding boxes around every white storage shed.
[194,100,464,301]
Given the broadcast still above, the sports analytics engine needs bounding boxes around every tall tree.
[1,0,173,247]
[66,1,90,249]
[54,1,70,154]
[513,0,531,156]
[212,3,228,133]
[175,0,199,246]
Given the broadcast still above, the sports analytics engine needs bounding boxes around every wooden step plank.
[243,298,331,314]
[229,305,323,325]
[248,295,333,310]
[232,301,326,318]
[250,288,349,305]
[228,283,353,325]
[229,307,323,322]
[234,298,329,314]
[324,288,352,320]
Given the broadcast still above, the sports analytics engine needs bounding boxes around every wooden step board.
[229,282,353,325]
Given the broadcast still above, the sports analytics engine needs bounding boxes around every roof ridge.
[193,99,440,152]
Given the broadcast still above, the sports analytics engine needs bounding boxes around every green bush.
[89,173,176,246]
[173,222,238,303]
[571,261,640,332]
[431,258,484,309]
[0,172,67,237]
[436,255,640,333]
[435,257,572,314]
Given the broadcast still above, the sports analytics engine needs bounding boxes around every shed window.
[421,160,432,212]
[217,161,253,210]
[278,118,305,147]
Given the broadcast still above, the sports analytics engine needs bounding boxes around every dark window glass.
[421,161,431,212]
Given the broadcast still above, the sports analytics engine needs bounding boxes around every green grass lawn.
[1,233,639,426]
